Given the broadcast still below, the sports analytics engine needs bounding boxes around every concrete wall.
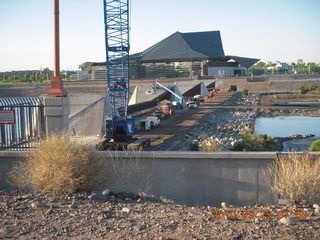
[0,151,281,207]
[99,151,278,207]
[69,94,105,116]
[68,94,107,136]
[208,67,247,77]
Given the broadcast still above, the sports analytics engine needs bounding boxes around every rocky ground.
[1,190,320,240]
[180,92,320,151]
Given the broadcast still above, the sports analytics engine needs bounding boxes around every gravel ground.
[181,92,320,151]
[1,190,320,240]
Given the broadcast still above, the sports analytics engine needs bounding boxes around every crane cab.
[105,116,135,142]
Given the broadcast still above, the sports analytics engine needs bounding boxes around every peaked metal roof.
[131,31,225,62]
[226,55,260,68]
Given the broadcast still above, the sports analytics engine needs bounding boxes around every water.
[255,116,320,137]
[255,116,320,151]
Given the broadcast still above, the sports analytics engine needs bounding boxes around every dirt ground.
[1,190,319,240]
[136,92,319,151]
[260,94,320,106]
[0,79,189,97]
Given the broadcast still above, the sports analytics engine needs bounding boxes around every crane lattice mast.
[103,0,130,122]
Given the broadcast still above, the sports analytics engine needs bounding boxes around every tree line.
[249,59,320,75]
[0,68,73,84]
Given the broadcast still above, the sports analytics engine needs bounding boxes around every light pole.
[47,0,68,96]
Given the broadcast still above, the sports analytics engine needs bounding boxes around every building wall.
[208,66,247,77]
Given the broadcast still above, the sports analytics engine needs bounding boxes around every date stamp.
[211,209,308,220]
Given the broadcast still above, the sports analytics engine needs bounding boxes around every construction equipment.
[97,0,149,150]
[103,0,132,142]
[155,82,184,106]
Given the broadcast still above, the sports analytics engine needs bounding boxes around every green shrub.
[299,85,320,94]
[189,141,199,151]
[233,129,274,151]
[307,84,318,92]
[299,86,307,94]
[309,139,320,151]
[242,88,249,97]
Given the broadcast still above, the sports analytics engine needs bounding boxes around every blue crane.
[103,0,135,141]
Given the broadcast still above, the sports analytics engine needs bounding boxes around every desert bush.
[298,86,307,94]
[201,139,222,151]
[233,129,274,151]
[299,85,320,95]
[189,141,200,151]
[242,88,249,97]
[9,134,104,195]
[309,139,320,151]
[264,153,320,204]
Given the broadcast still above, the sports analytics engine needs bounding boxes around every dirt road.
[136,92,319,151]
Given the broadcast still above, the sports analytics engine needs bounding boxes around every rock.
[69,203,77,209]
[102,189,110,196]
[0,228,11,235]
[221,202,229,209]
[30,202,38,208]
[88,194,108,201]
[279,216,297,224]
[135,225,146,231]
[122,207,130,213]
[126,192,138,200]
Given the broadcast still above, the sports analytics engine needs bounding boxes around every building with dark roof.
[83,30,259,79]
[130,30,259,79]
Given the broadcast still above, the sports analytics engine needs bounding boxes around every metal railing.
[0,97,46,150]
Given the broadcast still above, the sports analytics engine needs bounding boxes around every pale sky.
[0,0,319,72]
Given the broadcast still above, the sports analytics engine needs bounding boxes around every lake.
[255,116,320,151]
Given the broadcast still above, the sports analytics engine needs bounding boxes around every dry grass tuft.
[9,134,104,195]
[201,139,222,151]
[264,153,320,203]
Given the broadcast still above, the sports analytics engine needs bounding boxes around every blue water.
[255,116,320,138]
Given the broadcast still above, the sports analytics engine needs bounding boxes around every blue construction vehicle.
[103,0,134,142]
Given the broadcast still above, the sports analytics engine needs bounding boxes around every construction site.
[1,0,320,239]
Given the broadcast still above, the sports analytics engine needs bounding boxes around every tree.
[42,67,51,73]
[297,59,305,66]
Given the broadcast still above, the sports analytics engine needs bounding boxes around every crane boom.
[103,0,134,141]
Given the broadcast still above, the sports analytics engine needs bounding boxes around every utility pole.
[47,0,68,96]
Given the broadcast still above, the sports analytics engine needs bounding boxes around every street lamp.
[47,0,68,96]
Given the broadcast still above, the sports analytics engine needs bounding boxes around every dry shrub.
[9,134,104,195]
[264,153,320,203]
[201,139,222,151]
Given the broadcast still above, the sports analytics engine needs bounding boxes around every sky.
[0,0,320,72]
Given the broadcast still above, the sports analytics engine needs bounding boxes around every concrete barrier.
[0,151,280,206]
[69,94,106,136]
[2,151,319,206]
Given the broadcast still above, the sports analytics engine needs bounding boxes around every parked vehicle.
[187,101,198,109]
[146,116,160,128]
[193,95,204,103]
[172,101,182,110]
[153,111,166,119]
[136,119,151,131]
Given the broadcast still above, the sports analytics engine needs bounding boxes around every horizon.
[0,0,319,71]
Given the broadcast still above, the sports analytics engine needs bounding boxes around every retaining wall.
[3,151,319,206]
[0,151,283,207]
